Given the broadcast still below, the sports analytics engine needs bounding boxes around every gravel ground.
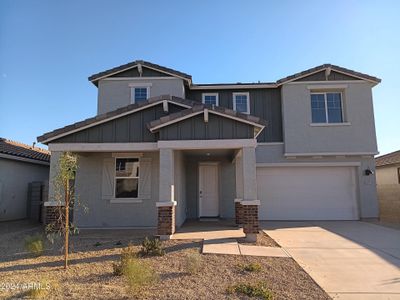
[0,224,330,300]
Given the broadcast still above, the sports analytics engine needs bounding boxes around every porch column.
[234,151,244,225]
[241,147,260,242]
[156,148,176,239]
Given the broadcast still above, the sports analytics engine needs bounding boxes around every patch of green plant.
[227,282,273,300]
[24,234,44,257]
[184,252,202,274]
[238,262,262,272]
[25,278,55,299]
[123,257,158,295]
[94,241,102,247]
[139,237,165,257]
[113,244,138,276]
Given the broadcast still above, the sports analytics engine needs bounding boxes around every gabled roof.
[0,138,50,163]
[89,60,192,85]
[276,64,381,85]
[148,104,267,132]
[37,95,199,144]
[376,150,400,167]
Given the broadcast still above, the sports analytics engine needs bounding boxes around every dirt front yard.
[0,221,330,300]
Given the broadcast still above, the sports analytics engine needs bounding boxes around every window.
[115,158,139,198]
[233,92,250,114]
[202,93,219,106]
[130,86,150,103]
[311,92,344,123]
[398,167,400,184]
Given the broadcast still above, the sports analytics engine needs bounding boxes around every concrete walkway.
[202,238,289,257]
[172,221,289,257]
[263,221,400,300]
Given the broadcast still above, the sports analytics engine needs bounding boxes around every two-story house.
[37,60,380,240]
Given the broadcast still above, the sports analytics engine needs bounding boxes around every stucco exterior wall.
[73,152,159,228]
[376,165,399,185]
[256,144,379,219]
[0,158,49,221]
[376,165,400,223]
[97,78,185,114]
[281,82,378,154]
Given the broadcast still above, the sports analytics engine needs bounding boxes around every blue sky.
[0,0,399,155]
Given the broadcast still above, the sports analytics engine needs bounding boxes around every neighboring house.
[0,138,50,221]
[376,151,400,223]
[37,60,380,239]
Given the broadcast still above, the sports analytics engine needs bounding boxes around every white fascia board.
[150,111,204,132]
[0,153,50,166]
[40,99,191,144]
[49,143,158,152]
[91,64,191,84]
[257,162,362,167]
[284,152,378,157]
[158,139,257,150]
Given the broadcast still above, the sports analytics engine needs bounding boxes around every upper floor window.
[233,92,250,114]
[115,158,139,198]
[311,92,343,123]
[202,93,219,106]
[129,84,151,104]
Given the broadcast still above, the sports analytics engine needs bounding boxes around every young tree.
[47,152,78,269]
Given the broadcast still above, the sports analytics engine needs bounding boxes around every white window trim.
[233,92,250,114]
[130,85,151,104]
[113,157,140,201]
[202,93,219,106]
[310,91,345,124]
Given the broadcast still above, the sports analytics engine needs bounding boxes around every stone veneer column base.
[156,201,177,239]
[241,200,260,242]
[234,198,243,226]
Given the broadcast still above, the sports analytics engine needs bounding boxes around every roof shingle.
[376,150,400,167]
[0,138,50,163]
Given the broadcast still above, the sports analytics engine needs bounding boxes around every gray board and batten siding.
[186,88,283,143]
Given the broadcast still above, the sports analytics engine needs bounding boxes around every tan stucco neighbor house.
[37,60,381,239]
[0,138,50,221]
[376,150,400,223]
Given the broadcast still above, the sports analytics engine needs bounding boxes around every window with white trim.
[311,92,344,123]
[130,87,149,103]
[202,93,219,106]
[115,158,139,198]
[233,92,250,114]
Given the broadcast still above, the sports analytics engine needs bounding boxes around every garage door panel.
[257,167,358,221]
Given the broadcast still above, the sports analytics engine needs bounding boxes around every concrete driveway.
[263,221,400,300]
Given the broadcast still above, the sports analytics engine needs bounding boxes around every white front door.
[199,163,219,217]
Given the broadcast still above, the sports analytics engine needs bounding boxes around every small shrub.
[184,252,202,274]
[238,262,262,272]
[113,244,138,276]
[94,241,102,247]
[25,278,54,299]
[227,282,273,300]
[139,237,165,257]
[24,234,44,257]
[123,257,158,295]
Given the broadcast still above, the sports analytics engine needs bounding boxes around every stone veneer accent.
[242,204,259,234]
[235,199,243,225]
[157,205,175,236]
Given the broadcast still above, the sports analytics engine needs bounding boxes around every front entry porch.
[155,140,261,241]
